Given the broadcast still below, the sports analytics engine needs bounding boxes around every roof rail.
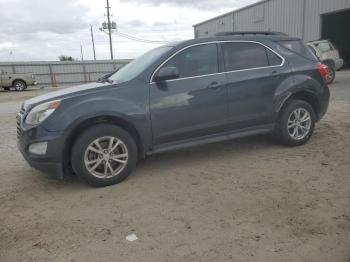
[215,31,288,36]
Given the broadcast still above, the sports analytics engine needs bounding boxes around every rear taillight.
[318,63,329,83]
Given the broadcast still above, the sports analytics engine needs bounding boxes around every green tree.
[58,55,76,61]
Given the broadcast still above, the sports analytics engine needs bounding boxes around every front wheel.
[276,100,316,146]
[71,124,138,187]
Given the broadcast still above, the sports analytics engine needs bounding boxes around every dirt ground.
[0,73,349,262]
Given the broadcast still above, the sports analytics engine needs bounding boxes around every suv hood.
[23,82,110,109]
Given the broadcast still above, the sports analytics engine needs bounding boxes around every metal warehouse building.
[193,0,350,64]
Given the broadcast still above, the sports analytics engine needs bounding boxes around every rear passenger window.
[222,42,269,71]
[162,43,219,79]
[266,49,283,66]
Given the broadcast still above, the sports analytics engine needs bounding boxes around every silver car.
[307,40,343,84]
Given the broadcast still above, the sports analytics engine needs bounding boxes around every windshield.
[314,42,333,53]
[109,46,172,83]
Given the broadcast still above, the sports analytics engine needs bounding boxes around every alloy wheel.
[15,81,26,91]
[328,69,335,83]
[287,108,312,140]
[84,136,128,179]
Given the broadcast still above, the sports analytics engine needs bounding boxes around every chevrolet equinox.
[17,32,330,187]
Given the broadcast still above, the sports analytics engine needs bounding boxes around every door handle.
[271,71,280,78]
[208,81,221,90]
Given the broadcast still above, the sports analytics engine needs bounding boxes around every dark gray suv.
[17,32,330,187]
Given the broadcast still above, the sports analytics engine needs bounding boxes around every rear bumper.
[318,84,330,121]
[28,81,38,86]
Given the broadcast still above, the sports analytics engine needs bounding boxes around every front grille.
[16,114,22,139]
[17,105,26,139]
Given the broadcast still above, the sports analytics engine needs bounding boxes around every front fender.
[42,92,151,151]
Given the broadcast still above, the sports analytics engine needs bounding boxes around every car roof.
[173,34,300,48]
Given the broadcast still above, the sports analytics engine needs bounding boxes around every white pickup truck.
[0,71,37,91]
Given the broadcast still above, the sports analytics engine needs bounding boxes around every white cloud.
[0,0,260,61]
[119,0,259,10]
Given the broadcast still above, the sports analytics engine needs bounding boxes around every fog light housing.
[28,142,48,155]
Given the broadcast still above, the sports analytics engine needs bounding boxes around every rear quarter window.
[277,40,317,61]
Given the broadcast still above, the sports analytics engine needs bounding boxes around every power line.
[114,31,169,44]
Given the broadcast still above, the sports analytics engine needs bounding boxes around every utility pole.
[80,44,84,61]
[90,25,97,60]
[106,0,114,61]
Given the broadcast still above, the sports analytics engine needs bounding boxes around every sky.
[0,0,260,61]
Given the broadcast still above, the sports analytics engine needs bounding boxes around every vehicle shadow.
[0,88,41,93]
[136,134,278,172]
[34,133,280,190]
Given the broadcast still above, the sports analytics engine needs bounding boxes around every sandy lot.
[0,73,349,262]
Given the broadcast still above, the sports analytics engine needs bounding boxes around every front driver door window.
[163,44,219,79]
[150,43,229,147]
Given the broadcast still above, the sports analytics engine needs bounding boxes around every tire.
[276,100,316,147]
[326,66,335,84]
[71,124,138,187]
[13,80,27,91]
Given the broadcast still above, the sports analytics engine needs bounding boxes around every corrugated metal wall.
[0,60,131,88]
[304,0,350,41]
[233,0,304,38]
[194,0,350,41]
[195,13,234,38]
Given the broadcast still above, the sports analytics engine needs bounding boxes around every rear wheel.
[326,66,335,84]
[71,124,138,187]
[277,100,316,146]
[323,61,336,84]
[13,80,27,91]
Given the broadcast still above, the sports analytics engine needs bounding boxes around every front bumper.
[335,59,344,71]
[17,113,65,179]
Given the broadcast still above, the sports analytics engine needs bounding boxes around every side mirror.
[154,67,179,82]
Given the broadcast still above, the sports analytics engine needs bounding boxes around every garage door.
[322,9,350,66]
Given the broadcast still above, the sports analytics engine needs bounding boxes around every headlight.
[25,100,61,125]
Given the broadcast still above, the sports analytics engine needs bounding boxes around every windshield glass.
[315,42,332,53]
[109,46,172,83]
